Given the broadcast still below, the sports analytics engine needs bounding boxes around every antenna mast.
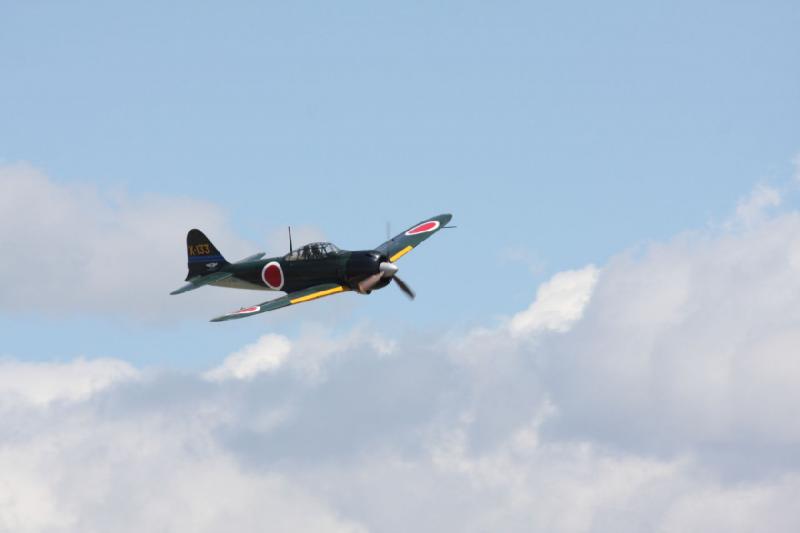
[288,226,293,253]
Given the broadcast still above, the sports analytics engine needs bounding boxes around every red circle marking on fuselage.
[405,220,440,236]
[261,261,284,290]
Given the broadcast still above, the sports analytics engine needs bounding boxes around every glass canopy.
[284,242,341,261]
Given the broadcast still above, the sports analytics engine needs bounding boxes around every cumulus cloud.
[0,378,367,533]
[0,163,275,319]
[205,328,396,382]
[205,334,292,381]
[0,357,137,407]
[733,184,781,227]
[508,265,599,336]
[4,181,800,531]
[541,206,800,462]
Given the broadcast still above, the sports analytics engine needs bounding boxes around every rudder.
[186,229,228,280]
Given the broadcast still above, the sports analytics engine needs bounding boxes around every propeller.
[392,275,415,300]
[353,222,416,299]
[357,272,383,293]
[357,258,415,299]
[379,260,415,299]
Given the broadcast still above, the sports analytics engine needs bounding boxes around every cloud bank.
[0,163,328,320]
[4,177,800,531]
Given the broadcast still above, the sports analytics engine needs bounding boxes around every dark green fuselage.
[210,249,389,294]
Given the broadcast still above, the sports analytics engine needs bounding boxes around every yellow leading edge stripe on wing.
[290,285,346,304]
[390,245,413,262]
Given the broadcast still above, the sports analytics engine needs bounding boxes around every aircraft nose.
[345,252,383,278]
[379,262,398,277]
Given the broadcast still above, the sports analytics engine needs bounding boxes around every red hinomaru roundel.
[234,306,261,315]
[261,261,284,290]
[405,220,440,236]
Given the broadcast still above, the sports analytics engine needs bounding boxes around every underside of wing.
[210,283,347,322]
[376,213,452,262]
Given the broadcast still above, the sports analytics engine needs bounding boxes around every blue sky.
[2,1,799,367]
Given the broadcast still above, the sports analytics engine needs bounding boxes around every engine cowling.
[344,251,382,290]
[343,250,414,299]
[346,251,402,294]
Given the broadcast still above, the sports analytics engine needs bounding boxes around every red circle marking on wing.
[261,262,284,290]
[235,306,260,314]
[405,220,440,236]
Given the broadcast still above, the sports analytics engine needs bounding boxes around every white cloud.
[0,382,367,533]
[509,265,599,336]
[5,181,800,531]
[734,183,781,227]
[2,363,799,533]
[540,209,800,455]
[0,163,262,320]
[206,327,396,382]
[0,357,137,407]
[205,334,292,381]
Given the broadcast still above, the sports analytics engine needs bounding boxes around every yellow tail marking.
[290,286,345,304]
[390,245,413,262]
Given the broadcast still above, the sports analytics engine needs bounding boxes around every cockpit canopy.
[284,242,341,261]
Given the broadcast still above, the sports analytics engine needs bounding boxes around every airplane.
[170,213,453,322]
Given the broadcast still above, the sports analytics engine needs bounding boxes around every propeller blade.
[358,272,383,293]
[393,275,415,300]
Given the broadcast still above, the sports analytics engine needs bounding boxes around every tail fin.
[185,229,229,280]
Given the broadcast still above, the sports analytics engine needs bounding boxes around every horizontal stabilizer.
[234,252,266,264]
[170,271,233,295]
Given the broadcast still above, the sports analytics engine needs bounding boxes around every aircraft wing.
[170,271,233,295]
[210,283,348,322]
[375,213,452,262]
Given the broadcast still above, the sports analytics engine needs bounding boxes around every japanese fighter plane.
[170,214,453,322]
